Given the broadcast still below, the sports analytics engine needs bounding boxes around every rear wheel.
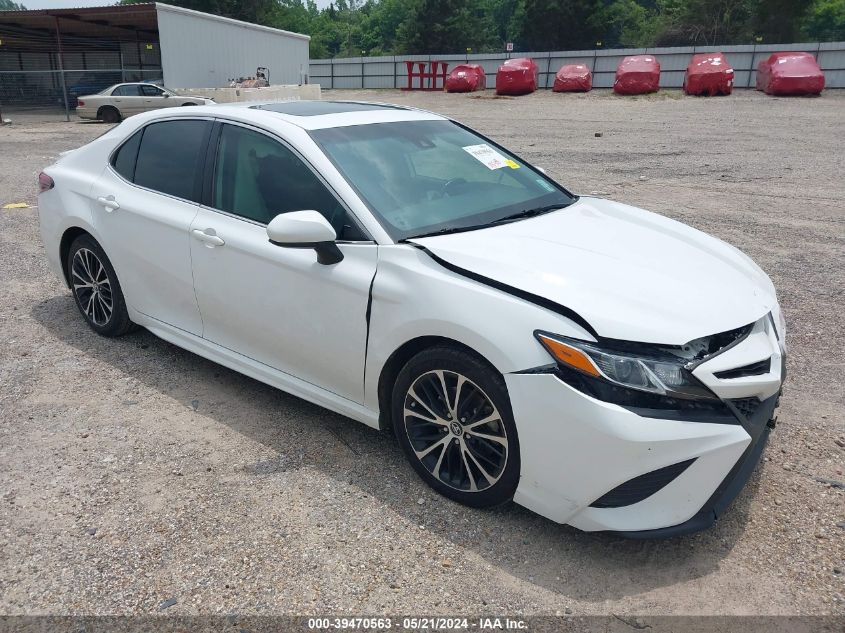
[99,106,121,124]
[392,346,520,508]
[66,234,135,337]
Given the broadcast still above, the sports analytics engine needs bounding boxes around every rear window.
[132,120,209,201]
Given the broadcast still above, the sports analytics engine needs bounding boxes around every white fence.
[310,41,845,90]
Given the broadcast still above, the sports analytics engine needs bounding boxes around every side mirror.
[162,92,170,98]
[266,210,343,265]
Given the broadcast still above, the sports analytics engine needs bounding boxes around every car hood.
[409,197,776,345]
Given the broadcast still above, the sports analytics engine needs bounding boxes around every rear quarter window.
[110,129,142,181]
[132,120,209,201]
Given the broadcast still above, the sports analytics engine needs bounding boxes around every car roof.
[127,99,447,131]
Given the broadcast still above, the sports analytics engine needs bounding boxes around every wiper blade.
[407,223,493,240]
[489,203,567,225]
[407,202,572,240]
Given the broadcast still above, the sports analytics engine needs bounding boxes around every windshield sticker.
[463,143,511,170]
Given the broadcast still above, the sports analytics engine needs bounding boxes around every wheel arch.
[59,226,98,287]
[376,335,500,432]
[97,105,121,122]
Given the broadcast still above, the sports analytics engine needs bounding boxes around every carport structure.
[0,4,161,118]
[0,3,310,119]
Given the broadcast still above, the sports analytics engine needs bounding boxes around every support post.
[54,16,70,122]
[747,43,756,88]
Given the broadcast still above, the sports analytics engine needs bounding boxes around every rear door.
[90,118,212,335]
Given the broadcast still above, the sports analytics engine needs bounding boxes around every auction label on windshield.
[463,144,519,170]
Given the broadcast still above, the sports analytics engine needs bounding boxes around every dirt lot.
[1,89,843,617]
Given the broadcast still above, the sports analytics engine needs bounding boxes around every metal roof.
[0,4,159,42]
[0,3,308,44]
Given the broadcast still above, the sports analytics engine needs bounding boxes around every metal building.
[0,2,310,115]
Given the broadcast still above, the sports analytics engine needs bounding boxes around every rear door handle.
[192,228,225,247]
[97,195,120,211]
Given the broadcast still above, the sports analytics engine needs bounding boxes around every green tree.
[120,0,830,56]
[651,0,755,45]
[516,0,604,51]
[753,0,814,42]
[0,0,26,10]
[593,0,660,47]
[802,0,845,40]
[395,0,497,54]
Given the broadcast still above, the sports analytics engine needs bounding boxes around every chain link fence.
[0,26,162,117]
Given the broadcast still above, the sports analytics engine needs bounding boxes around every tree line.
[85,0,845,58]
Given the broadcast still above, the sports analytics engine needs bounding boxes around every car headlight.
[535,331,719,402]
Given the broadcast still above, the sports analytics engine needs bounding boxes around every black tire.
[66,234,136,337]
[99,107,121,124]
[392,346,520,508]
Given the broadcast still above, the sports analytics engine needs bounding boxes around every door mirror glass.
[267,211,343,265]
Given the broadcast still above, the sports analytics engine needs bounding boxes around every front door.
[91,118,211,335]
[189,122,377,402]
[139,84,177,112]
[110,84,145,116]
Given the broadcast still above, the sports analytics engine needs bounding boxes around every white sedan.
[76,82,214,123]
[37,101,785,537]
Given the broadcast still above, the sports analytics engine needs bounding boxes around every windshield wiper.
[407,223,495,240]
[407,202,572,241]
[488,203,568,225]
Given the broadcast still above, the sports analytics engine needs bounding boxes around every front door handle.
[97,195,120,211]
[192,228,225,247]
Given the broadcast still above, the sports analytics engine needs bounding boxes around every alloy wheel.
[71,248,113,326]
[403,369,508,492]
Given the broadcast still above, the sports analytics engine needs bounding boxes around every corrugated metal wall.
[156,4,310,89]
[310,42,845,90]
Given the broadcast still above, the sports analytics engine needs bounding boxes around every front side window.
[212,124,362,239]
[310,120,575,240]
[139,85,164,97]
[133,120,209,201]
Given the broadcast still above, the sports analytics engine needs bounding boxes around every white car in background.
[76,82,214,123]
[37,101,786,538]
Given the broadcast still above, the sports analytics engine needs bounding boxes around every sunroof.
[250,101,405,116]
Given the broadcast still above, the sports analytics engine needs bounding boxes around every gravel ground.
[0,89,843,617]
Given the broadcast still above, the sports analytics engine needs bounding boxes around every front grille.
[729,397,762,419]
[714,358,771,379]
[590,459,696,508]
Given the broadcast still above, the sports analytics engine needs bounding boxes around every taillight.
[38,172,54,193]
[77,100,85,107]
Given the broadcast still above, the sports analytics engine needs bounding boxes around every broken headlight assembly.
[534,322,754,421]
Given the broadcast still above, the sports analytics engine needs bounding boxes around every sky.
[23,0,334,9]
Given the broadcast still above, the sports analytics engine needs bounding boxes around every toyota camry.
[37,100,786,537]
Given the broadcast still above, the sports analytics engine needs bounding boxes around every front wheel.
[392,347,520,508]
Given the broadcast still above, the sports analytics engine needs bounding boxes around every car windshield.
[310,120,575,240]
